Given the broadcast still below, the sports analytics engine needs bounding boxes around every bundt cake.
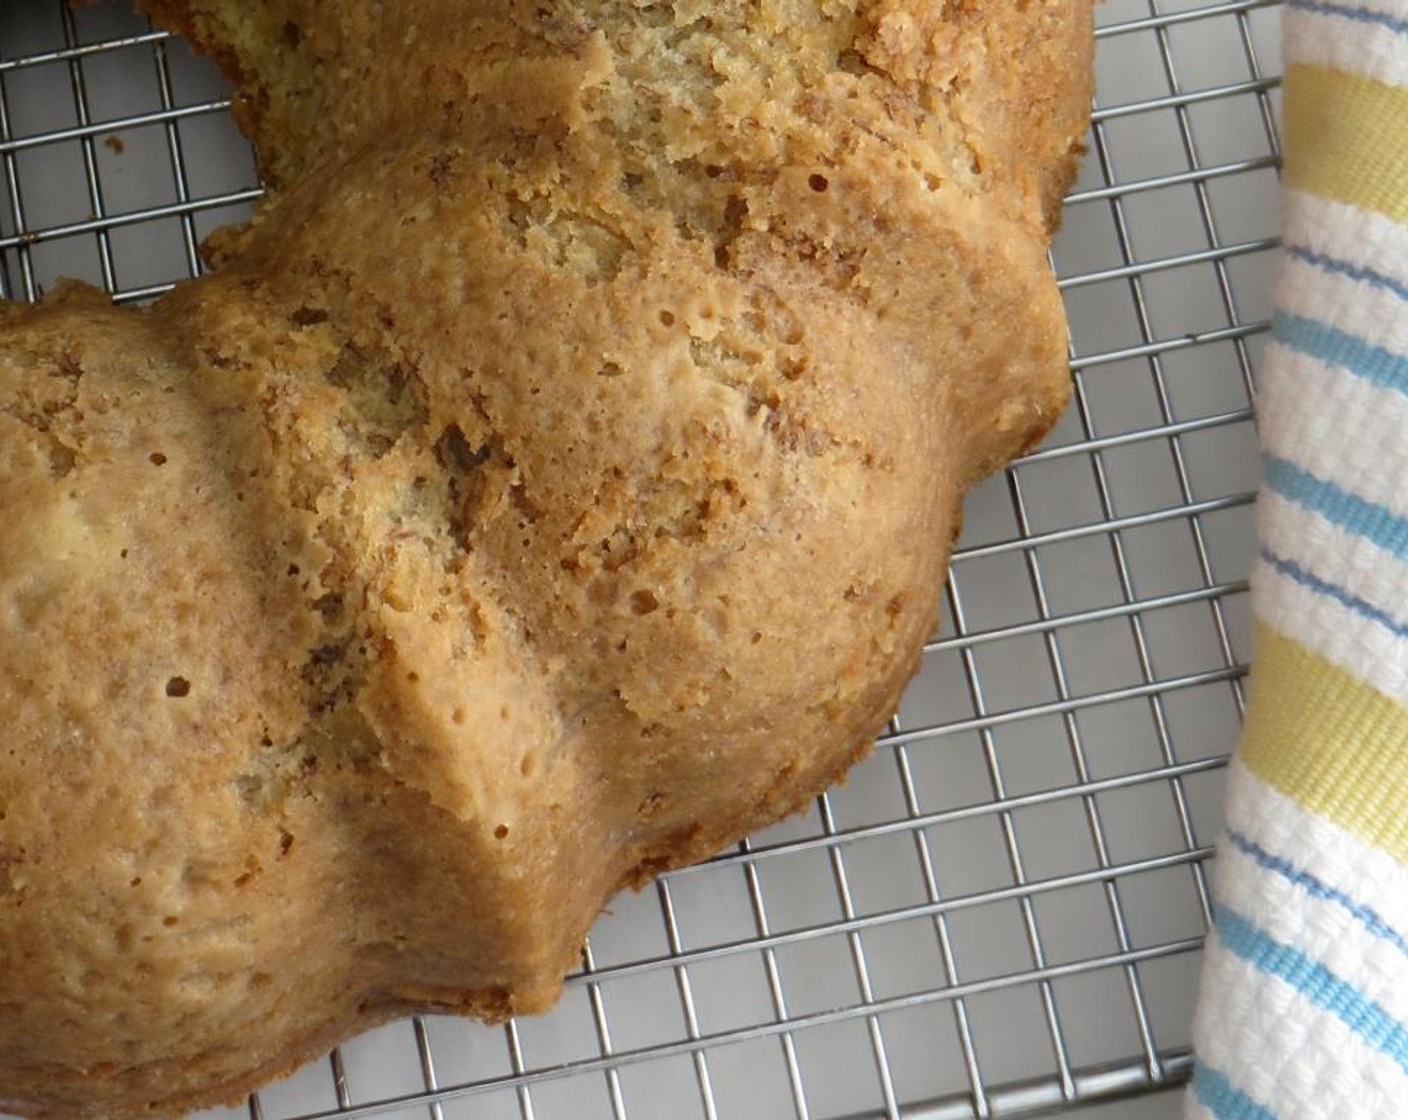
[0,1,1093,1115]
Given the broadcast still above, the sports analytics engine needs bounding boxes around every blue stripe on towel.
[1287,0,1408,37]
[1263,454,1408,561]
[1226,829,1408,961]
[1286,244,1408,305]
[1192,1061,1279,1120]
[1272,310,1408,398]
[1215,905,1408,1074]
[1258,547,1408,639]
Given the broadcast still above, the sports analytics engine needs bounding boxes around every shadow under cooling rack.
[0,1,1281,1118]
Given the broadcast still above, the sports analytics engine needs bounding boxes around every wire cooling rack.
[0,2,1282,1117]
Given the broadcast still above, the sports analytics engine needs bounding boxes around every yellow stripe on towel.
[1242,625,1408,865]
[1284,64,1408,226]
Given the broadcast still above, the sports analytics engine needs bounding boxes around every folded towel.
[1186,3,1408,1118]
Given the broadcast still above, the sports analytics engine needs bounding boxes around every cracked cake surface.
[0,2,1092,1115]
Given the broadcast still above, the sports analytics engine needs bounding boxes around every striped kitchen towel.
[1186,3,1408,1118]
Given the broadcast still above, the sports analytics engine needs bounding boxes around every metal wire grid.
[0,2,1283,1118]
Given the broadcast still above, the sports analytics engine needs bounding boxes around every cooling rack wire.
[0,1,1282,1117]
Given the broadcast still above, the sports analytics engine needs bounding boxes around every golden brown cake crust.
[0,3,1092,1116]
